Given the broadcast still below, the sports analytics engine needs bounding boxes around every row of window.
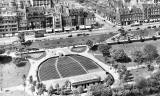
[0,25,17,28]
[0,21,17,24]
[0,28,17,32]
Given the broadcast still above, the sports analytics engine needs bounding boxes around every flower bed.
[71,46,87,53]
[27,52,46,60]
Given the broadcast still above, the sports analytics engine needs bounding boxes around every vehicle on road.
[68,35,73,37]
[131,22,142,27]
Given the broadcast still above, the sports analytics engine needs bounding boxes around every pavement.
[0,27,119,46]
[1,46,120,95]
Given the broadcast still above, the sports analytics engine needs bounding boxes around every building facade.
[0,12,18,37]
[26,6,46,29]
[32,0,51,8]
[143,4,160,22]
[62,8,95,30]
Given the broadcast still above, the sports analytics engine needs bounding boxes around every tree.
[22,40,32,47]
[22,74,26,94]
[156,56,160,65]
[72,89,80,96]
[111,49,129,62]
[77,86,84,94]
[143,44,159,63]
[135,77,148,89]
[0,48,5,54]
[119,27,127,39]
[101,88,112,96]
[30,85,35,96]
[48,85,54,96]
[77,0,86,3]
[122,70,133,83]
[18,32,25,43]
[29,76,33,84]
[86,40,94,48]
[131,50,144,65]
[98,44,111,57]
[104,74,114,86]
[64,80,71,89]
[55,83,60,94]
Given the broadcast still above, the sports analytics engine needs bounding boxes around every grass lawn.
[30,32,117,49]
[0,61,30,88]
[94,40,160,68]
[112,39,160,57]
[130,67,150,80]
[129,27,160,37]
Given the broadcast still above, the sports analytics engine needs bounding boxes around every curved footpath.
[1,46,120,96]
[70,46,120,88]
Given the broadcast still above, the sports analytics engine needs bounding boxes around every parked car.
[147,26,151,29]
[152,26,156,28]
[136,27,140,30]
[77,34,83,36]
[68,35,72,37]
[83,33,90,36]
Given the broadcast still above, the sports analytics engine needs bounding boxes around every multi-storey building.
[32,0,51,8]
[143,4,160,22]
[120,6,144,25]
[16,9,28,30]
[53,12,63,32]
[62,8,95,31]
[0,12,18,37]
[154,0,160,3]
[26,6,46,29]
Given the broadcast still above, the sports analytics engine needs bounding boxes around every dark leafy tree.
[22,40,32,46]
[122,70,133,83]
[0,55,12,64]
[119,27,128,39]
[131,50,144,65]
[29,76,33,84]
[135,77,148,89]
[143,44,159,63]
[98,44,111,57]
[156,56,160,65]
[77,86,84,94]
[72,89,80,96]
[30,85,35,95]
[18,32,25,43]
[48,85,54,96]
[0,48,5,54]
[111,49,130,62]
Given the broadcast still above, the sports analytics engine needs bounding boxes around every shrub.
[143,44,159,62]
[16,62,26,67]
[98,44,111,57]
[131,50,144,65]
[152,36,157,41]
[0,48,5,54]
[140,37,145,42]
[0,55,12,64]
[111,49,131,63]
